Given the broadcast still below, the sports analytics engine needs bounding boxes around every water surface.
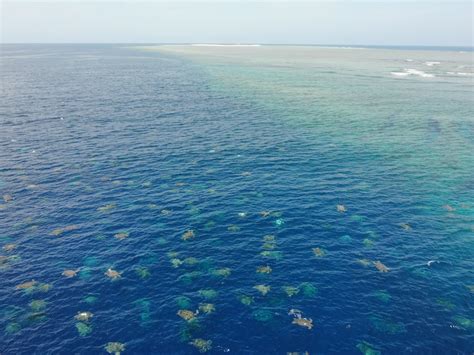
[1,44,473,354]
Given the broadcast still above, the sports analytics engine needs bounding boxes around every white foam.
[425,61,441,66]
[390,71,410,77]
[391,68,435,78]
[447,71,474,76]
[405,59,414,62]
[191,44,261,47]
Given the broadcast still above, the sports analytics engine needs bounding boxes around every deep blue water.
[0,44,473,354]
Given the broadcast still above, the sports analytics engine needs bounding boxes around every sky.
[1,1,472,46]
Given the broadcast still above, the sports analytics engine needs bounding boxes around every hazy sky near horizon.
[1,1,472,45]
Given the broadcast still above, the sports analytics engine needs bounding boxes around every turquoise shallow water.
[0,44,473,354]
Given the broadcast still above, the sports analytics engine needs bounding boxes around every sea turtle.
[256,265,272,274]
[262,241,276,250]
[427,260,440,267]
[97,203,116,212]
[399,223,411,231]
[443,204,455,212]
[50,225,78,236]
[261,250,282,259]
[336,204,347,213]
[363,239,374,248]
[182,230,195,241]
[183,256,199,265]
[227,225,240,232]
[212,268,231,277]
[254,284,271,295]
[239,295,254,306]
[0,255,9,267]
[198,303,216,314]
[283,286,300,297]
[3,194,13,203]
[171,258,183,268]
[373,261,390,273]
[312,247,326,257]
[63,225,79,232]
[51,228,64,236]
[15,280,37,290]
[37,283,52,292]
[189,338,212,353]
[62,268,80,278]
[260,211,271,218]
[105,342,125,355]
[75,311,94,322]
[356,258,371,267]
[2,243,17,252]
[263,235,275,242]
[288,309,303,318]
[114,232,129,240]
[177,309,198,321]
[105,268,122,280]
[292,317,313,330]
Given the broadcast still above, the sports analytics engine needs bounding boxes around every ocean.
[0,44,473,354]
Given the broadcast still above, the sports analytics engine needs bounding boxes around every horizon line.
[1,42,473,48]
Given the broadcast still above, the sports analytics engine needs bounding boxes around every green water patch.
[363,239,375,248]
[5,322,22,335]
[238,294,254,306]
[83,256,100,267]
[372,290,391,303]
[29,300,46,312]
[198,289,218,300]
[183,257,199,266]
[356,341,382,355]
[176,296,193,309]
[138,254,158,266]
[369,316,406,334]
[339,235,353,244]
[350,215,367,223]
[299,282,318,298]
[134,298,152,326]
[76,322,93,336]
[179,271,203,285]
[179,319,202,343]
[25,311,47,324]
[436,298,455,310]
[78,267,93,280]
[260,250,283,260]
[135,266,151,279]
[82,295,98,305]
[452,315,473,329]
[252,309,274,323]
